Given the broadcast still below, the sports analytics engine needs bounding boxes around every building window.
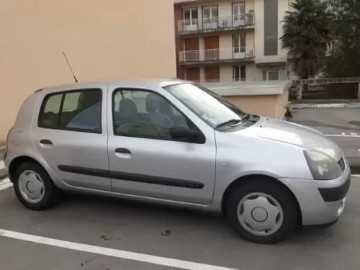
[205,66,220,82]
[183,8,198,26]
[233,65,246,81]
[184,67,200,82]
[268,71,279,80]
[263,70,279,81]
[233,2,246,26]
[202,5,218,29]
[233,33,246,54]
[264,0,278,56]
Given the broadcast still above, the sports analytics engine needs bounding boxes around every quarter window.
[38,89,102,133]
[112,89,195,141]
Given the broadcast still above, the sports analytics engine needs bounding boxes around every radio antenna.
[62,52,78,83]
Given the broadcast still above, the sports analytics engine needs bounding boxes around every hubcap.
[237,192,283,236]
[18,170,45,203]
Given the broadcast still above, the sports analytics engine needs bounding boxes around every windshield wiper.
[216,119,242,129]
[242,114,260,122]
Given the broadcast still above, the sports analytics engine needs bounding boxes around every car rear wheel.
[226,179,298,244]
[13,162,59,210]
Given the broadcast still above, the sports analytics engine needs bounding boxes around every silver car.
[4,80,351,243]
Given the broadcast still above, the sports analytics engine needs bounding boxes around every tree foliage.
[281,0,332,79]
[324,0,360,77]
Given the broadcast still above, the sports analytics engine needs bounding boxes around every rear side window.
[38,89,102,133]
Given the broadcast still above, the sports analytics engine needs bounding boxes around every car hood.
[242,117,342,160]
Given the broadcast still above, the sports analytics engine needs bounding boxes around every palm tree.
[281,0,332,79]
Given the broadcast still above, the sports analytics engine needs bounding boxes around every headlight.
[304,150,342,180]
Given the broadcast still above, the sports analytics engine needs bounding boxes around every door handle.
[115,148,131,154]
[40,139,53,145]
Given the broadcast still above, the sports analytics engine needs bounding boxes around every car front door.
[33,85,111,191]
[107,85,216,205]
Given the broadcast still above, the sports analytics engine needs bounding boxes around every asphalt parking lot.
[0,107,359,270]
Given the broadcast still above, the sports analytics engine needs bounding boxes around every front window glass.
[112,89,194,140]
[165,83,246,128]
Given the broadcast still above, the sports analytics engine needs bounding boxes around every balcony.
[179,47,255,65]
[178,14,255,35]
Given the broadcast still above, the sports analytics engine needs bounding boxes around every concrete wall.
[0,0,176,141]
[225,92,288,118]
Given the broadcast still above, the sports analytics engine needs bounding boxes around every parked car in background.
[4,79,351,243]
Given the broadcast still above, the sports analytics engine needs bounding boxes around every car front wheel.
[226,179,298,244]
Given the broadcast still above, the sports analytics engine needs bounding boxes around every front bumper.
[281,165,351,226]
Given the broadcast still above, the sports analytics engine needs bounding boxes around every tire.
[225,178,298,244]
[13,162,59,210]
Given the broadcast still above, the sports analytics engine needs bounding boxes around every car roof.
[41,79,187,94]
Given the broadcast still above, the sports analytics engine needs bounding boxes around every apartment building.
[174,0,291,83]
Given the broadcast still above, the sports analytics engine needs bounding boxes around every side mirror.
[170,126,200,142]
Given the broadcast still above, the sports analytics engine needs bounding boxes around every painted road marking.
[0,178,12,191]
[0,229,237,270]
[325,134,360,138]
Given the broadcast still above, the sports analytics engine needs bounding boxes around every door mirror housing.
[170,126,204,143]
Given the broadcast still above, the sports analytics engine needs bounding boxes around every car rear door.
[107,84,216,205]
[32,84,111,191]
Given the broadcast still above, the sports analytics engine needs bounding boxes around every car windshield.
[164,83,247,128]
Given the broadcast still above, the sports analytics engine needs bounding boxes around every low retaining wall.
[204,80,291,119]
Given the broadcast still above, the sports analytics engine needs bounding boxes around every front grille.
[338,157,346,171]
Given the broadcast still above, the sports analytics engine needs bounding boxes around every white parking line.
[0,229,237,270]
[325,134,360,138]
[0,178,12,191]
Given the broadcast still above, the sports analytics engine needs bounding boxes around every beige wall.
[225,93,288,118]
[0,0,176,141]
[220,65,233,82]
[218,1,231,17]
[219,33,232,59]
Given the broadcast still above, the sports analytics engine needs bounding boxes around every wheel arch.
[221,174,302,225]
[8,156,45,182]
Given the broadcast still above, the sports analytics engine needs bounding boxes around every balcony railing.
[178,14,255,34]
[179,47,255,63]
